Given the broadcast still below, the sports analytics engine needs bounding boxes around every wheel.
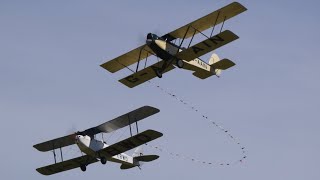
[80,165,86,172]
[100,157,107,165]
[176,59,184,68]
[155,69,162,78]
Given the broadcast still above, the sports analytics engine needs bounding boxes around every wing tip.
[145,129,163,138]
[33,144,46,152]
[36,168,51,176]
[231,1,248,11]
[100,62,118,73]
[142,105,160,113]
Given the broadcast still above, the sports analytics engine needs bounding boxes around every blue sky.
[0,0,319,179]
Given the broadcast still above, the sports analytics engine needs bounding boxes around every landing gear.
[155,69,162,78]
[176,59,184,68]
[80,165,86,172]
[100,157,107,165]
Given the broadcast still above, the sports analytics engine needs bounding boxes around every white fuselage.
[75,135,135,166]
[147,35,215,74]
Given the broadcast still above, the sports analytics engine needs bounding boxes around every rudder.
[209,53,222,76]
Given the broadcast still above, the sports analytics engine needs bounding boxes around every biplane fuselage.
[75,135,134,166]
[146,33,215,75]
[34,106,162,175]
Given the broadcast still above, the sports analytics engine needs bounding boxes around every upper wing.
[83,106,160,135]
[34,106,159,152]
[176,30,238,61]
[100,45,154,73]
[162,2,247,40]
[119,60,175,88]
[33,134,76,152]
[98,129,163,157]
[36,155,98,176]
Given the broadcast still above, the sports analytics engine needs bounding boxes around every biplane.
[100,2,247,88]
[33,106,162,175]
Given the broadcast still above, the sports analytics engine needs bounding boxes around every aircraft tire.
[176,59,184,68]
[80,165,86,172]
[155,69,162,78]
[101,157,107,165]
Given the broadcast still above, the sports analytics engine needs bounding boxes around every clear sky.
[1,0,319,179]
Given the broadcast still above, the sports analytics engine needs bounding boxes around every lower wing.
[98,129,163,157]
[176,30,239,61]
[36,155,98,176]
[119,60,175,88]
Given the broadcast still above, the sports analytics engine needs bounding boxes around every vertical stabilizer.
[133,146,143,157]
[209,53,222,76]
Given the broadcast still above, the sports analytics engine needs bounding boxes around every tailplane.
[209,53,235,77]
[120,146,159,170]
[132,146,144,157]
[193,53,235,79]
[120,164,135,170]
[134,155,159,162]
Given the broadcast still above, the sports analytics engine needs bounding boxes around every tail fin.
[209,53,222,76]
[132,146,143,157]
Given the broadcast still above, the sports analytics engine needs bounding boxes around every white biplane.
[100,2,247,88]
[34,106,162,175]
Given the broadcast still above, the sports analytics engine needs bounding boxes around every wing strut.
[128,114,133,137]
[52,145,64,164]
[176,26,191,54]
[210,11,221,37]
[135,46,144,72]
[185,12,229,49]
[181,21,230,53]
[135,120,139,134]
[220,16,227,33]
[53,149,56,164]
[60,147,63,162]
[127,114,140,137]
[144,54,148,68]
[188,29,197,48]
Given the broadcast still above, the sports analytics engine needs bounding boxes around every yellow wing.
[119,60,175,88]
[100,45,153,73]
[176,30,238,61]
[162,2,247,40]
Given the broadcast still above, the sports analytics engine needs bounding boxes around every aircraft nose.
[146,33,153,45]
[75,135,82,142]
[147,33,153,40]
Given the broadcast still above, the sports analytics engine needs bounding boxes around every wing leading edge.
[162,2,247,40]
